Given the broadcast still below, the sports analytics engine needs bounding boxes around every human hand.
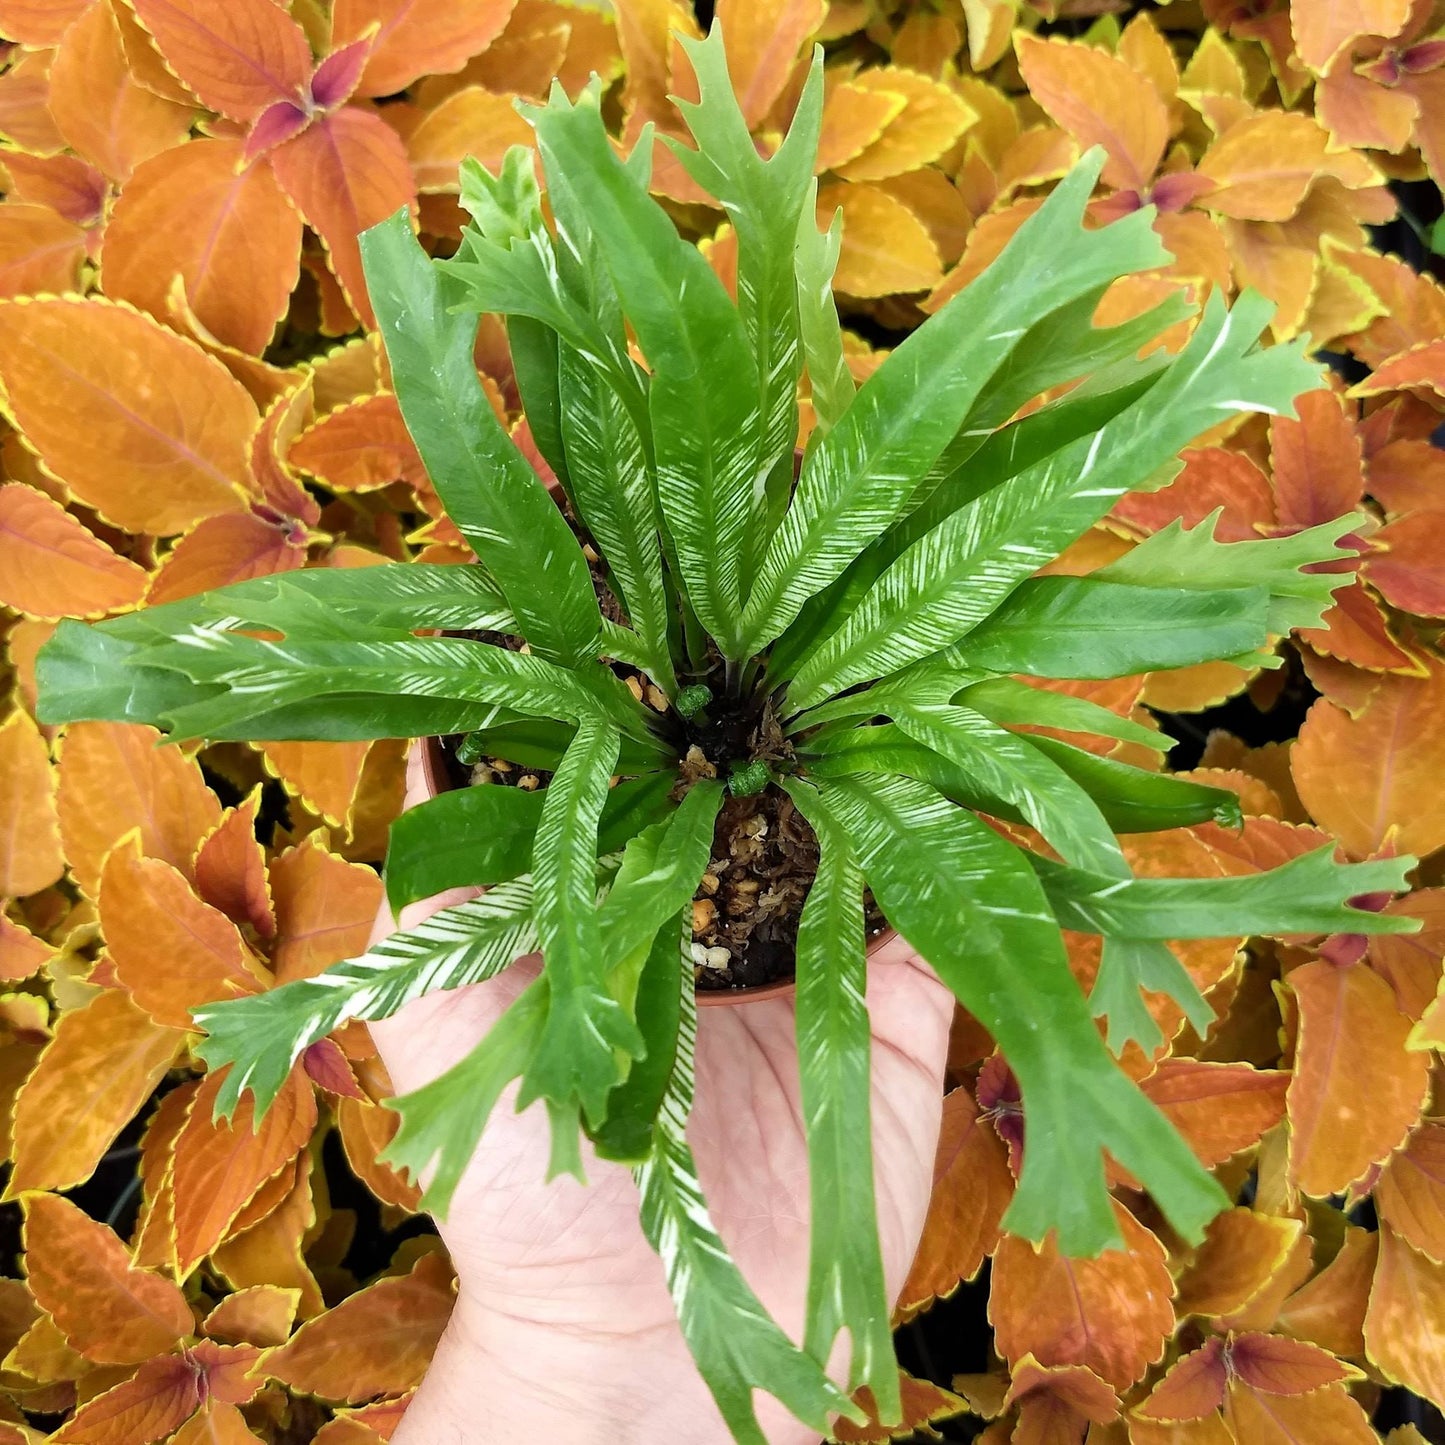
[369,748,955,1445]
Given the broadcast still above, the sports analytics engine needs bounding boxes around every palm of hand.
[368,772,954,1443]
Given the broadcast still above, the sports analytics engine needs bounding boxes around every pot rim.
[417,735,898,1007]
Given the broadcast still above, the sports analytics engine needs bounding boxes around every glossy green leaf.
[954,676,1167,753]
[519,717,642,1126]
[796,185,853,438]
[383,977,549,1216]
[1032,846,1417,939]
[742,151,1169,653]
[129,631,651,745]
[597,781,725,967]
[633,918,855,1443]
[528,83,760,657]
[818,772,1226,1253]
[781,779,897,1416]
[786,290,1320,710]
[1096,512,1354,644]
[385,773,676,911]
[765,339,1171,685]
[449,148,649,437]
[670,30,822,572]
[891,702,1125,873]
[1091,936,1215,1055]
[1027,735,1244,833]
[958,578,1269,678]
[590,911,687,1163]
[557,344,675,692]
[195,878,536,1121]
[361,210,601,665]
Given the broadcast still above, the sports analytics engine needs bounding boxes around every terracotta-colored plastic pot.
[417,734,825,1006]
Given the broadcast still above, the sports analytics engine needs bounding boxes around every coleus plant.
[34,28,1420,1444]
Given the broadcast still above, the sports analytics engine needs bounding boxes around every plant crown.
[34,27,1419,1443]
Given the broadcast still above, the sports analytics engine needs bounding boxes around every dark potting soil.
[440,721,881,990]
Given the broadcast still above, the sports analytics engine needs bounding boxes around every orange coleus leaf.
[170,1064,318,1276]
[102,138,302,357]
[129,0,312,122]
[819,181,941,297]
[875,170,970,270]
[132,1080,199,1272]
[814,81,906,175]
[402,86,534,193]
[1004,1356,1119,1441]
[0,707,64,899]
[332,0,518,98]
[833,1371,968,1443]
[1222,1377,1378,1445]
[1139,1061,1290,1167]
[1111,447,1276,542]
[270,108,415,329]
[1269,387,1366,531]
[225,1146,311,1240]
[46,0,196,182]
[56,722,221,898]
[1369,884,1445,1023]
[1136,1337,1229,1422]
[1220,223,1318,343]
[288,393,427,493]
[1291,0,1415,73]
[831,68,976,183]
[211,1156,324,1319]
[1368,437,1445,517]
[1353,339,1445,401]
[1286,959,1429,1196]
[895,1084,1011,1321]
[0,298,257,536]
[0,484,149,622]
[168,1401,265,1444]
[4,141,106,220]
[8,1308,88,1386]
[0,202,88,299]
[334,1096,421,1211]
[202,1285,299,1348]
[1225,1331,1356,1394]
[990,1204,1174,1393]
[1334,248,1445,367]
[0,911,57,983]
[1365,509,1445,619]
[8,988,184,1194]
[1293,660,1445,856]
[1364,1224,1445,1410]
[1014,33,1168,192]
[100,836,265,1030]
[190,1339,264,1406]
[0,0,89,46]
[1375,1120,1445,1264]
[267,833,382,983]
[50,1351,203,1445]
[147,512,309,607]
[193,790,276,941]
[1174,1209,1306,1321]
[1196,113,1379,222]
[1276,1223,1377,1359]
[713,0,820,128]
[1298,579,1420,675]
[263,1249,454,1402]
[0,49,66,156]
[22,1194,192,1365]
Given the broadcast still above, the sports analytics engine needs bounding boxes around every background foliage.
[0,0,1443,1440]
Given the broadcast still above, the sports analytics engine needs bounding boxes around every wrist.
[393,1293,825,1445]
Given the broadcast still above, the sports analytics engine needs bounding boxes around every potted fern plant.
[36,29,1417,1443]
